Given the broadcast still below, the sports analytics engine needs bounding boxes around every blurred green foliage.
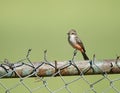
[0,0,120,61]
[0,0,120,93]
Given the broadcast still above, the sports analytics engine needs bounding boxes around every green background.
[0,0,120,93]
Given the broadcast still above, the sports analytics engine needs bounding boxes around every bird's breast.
[69,35,77,44]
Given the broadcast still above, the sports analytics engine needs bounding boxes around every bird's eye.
[71,33,74,34]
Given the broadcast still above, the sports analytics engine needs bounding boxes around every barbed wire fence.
[0,49,120,93]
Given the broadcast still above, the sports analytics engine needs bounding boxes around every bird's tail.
[82,52,89,60]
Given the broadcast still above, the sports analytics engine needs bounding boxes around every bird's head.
[67,29,77,36]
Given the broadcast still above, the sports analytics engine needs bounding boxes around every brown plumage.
[67,29,89,60]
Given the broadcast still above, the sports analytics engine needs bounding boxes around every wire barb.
[26,49,35,68]
[26,49,32,58]
[115,56,120,64]
[44,49,48,62]
[71,49,77,62]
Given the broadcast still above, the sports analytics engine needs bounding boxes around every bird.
[67,29,89,60]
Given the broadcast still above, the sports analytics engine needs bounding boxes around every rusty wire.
[0,49,120,93]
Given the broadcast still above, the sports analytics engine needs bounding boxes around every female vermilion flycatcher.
[67,29,89,60]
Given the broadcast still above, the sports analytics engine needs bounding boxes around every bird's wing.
[75,36,86,52]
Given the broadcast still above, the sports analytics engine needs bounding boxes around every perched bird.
[67,29,89,60]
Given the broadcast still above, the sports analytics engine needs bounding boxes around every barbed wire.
[0,49,120,93]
